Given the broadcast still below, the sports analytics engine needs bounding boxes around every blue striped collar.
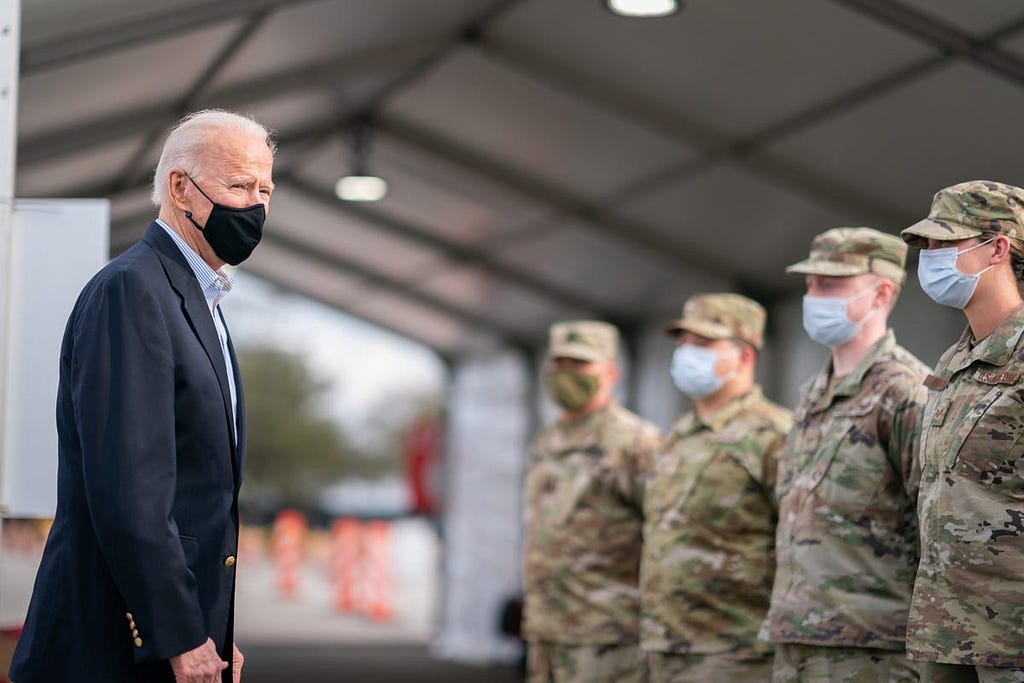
[156,219,234,311]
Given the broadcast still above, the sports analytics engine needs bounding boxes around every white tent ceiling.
[16,0,1024,356]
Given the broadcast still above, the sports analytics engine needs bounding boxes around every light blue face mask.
[917,238,994,309]
[670,343,738,399]
[801,286,877,349]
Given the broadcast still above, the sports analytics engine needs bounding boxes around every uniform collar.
[673,385,764,436]
[545,401,617,453]
[556,400,615,431]
[806,329,895,413]
[942,303,1024,377]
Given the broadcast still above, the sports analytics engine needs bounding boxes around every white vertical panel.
[0,0,21,516]
[2,199,109,517]
[433,351,528,664]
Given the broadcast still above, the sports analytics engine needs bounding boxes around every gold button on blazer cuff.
[133,637,143,648]
[224,555,236,567]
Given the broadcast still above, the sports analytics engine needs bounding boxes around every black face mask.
[184,176,266,266]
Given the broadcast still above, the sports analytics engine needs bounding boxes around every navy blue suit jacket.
[10,223,246,682]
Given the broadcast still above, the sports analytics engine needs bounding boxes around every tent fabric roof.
[16,0,1024,356]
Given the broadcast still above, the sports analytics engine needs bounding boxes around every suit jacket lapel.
[142,223,237,461]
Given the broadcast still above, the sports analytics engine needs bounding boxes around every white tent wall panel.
[434,350,529,664]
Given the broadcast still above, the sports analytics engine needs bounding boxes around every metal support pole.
[0,0,22,541]
[0,0,22,509]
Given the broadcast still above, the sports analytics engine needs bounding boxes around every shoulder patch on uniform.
[923,374,948,390]
[974,369,1019,385]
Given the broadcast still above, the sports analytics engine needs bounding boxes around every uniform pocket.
[948,387,1024,489]
[524,455,599,527]
[807,397,884,521]
[942,386,1001,469]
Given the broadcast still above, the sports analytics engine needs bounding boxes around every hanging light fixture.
[606,0,680,17]
[335,119,388,202]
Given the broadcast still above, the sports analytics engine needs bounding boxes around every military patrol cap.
[786,227,907,286]
[901,180,1024,248]
[665,293,766,350]
[547,320,619,362]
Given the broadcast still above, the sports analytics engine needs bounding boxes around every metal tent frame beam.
[478,39,914,226]
[258,226,536,348]
[279,174,611,317]
[237,260,462,362]
[18,36,445,166]
[107,212,536,348]
[43,110,620,323]
[20,0,320,74]
[375,115,735,278]
[111,9,276,192]
[832,0,1024,87]
[26,0,1024,344]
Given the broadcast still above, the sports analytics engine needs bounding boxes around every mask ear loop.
[182,174,215,223]
[846,282,887,326]
[956,237,997,279]
[716,343,744,384]
[957,237,995,256]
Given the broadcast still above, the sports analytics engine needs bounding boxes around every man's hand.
[169,637,228,683]
[232,642,244,683]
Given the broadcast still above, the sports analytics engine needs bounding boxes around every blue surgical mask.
[917,238,994,309]
[670,344,738,399]
[802,286,877,349]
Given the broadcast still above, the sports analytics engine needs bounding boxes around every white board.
[1,199,109,518]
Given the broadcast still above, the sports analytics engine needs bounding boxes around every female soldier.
[901,180,1024,683]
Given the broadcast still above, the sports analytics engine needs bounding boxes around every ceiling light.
[606,0,679,17]
[335,119,388,202]
[335,175,387,202]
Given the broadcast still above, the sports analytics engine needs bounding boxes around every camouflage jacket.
[523,401,661,644]
[907,304,1024,667]
[766,331,928,650]
[640,386,792,659]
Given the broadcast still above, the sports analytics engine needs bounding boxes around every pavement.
[2,519,524,682]
[242,644,522,683]
[232,523,526,682]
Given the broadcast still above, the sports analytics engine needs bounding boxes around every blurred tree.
[237,347,351,508]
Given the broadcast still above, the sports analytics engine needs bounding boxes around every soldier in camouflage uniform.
[641,293,792,682]
[523,320,662,683]
[900,181,1024,683]
[766,228,929,682]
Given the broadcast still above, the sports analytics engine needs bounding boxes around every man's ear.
[606,361,621,383]
[168,169,191,212]
[875,277,894,308]
[740,343,756,368]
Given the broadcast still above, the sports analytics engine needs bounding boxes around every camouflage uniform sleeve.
[761,431,786,515]
[881,379,928,504]
[624,423,660,511]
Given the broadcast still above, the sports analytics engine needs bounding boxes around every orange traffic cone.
[330,517,363,613]
[271,509,307,599]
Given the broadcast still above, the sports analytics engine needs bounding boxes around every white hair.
[150,109,276,206]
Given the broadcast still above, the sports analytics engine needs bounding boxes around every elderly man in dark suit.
[10,109,275,683]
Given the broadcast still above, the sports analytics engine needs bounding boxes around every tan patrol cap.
[786,227,907,286]
[901,180,1024,248]
[664,292,765,350]
[547,320,619,362]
